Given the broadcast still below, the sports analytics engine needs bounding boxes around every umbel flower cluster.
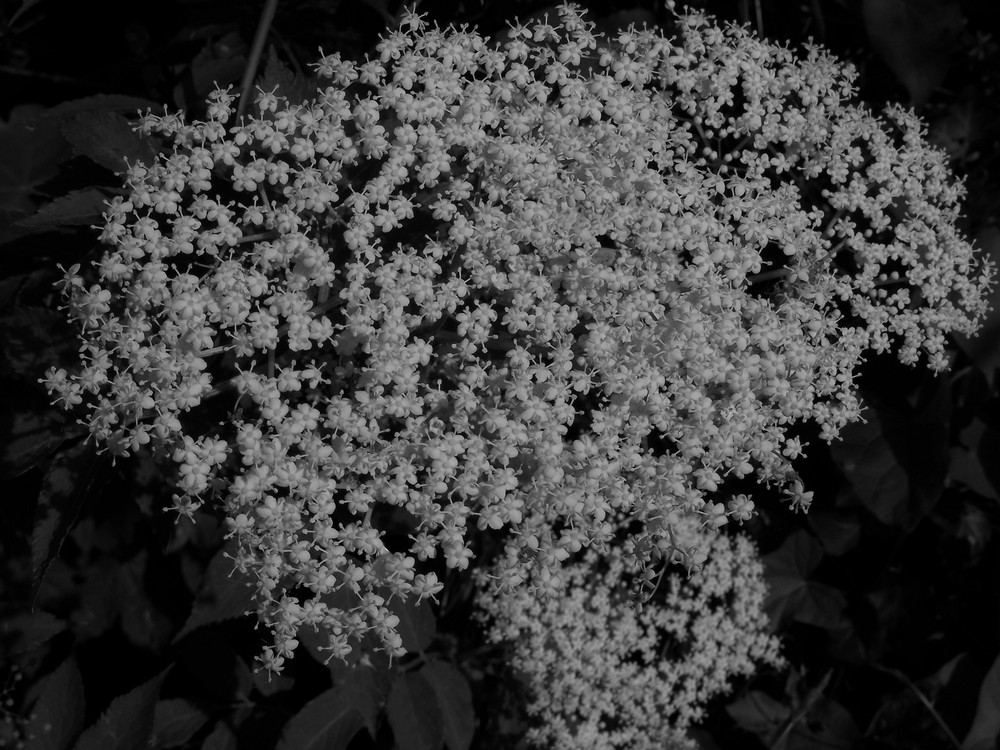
[45,3,992,675]
[475,519,782,750]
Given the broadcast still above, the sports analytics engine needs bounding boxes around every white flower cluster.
[475,520,783,750]
[44,3,992,673]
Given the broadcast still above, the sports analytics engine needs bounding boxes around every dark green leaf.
[73,670,167,750]
[201,722,238,750]
[0,380,71,478]
[832,386,949,528]
[340,663,389,738]
[929,100,977,161]
[788,697,859,750]
[726,690,790,739]
[831,410,909,523]
[862,0,963,105]
[0,95,155,227]
[253,665,296,697]
[46,95,159,119]
[963,652,1000,750]
[0,116,70,217]
[176,634,253,705]
[0,307,78,379]
[186,38,245,101]
[807,511,862,556]
[763,531,847,630]
[0,269,46,307]
[387,595,436,654]
[1,610,66,659]
[386,672,444,750]
[973,421,1000,501]
[71,557,127,640]
[151,700,209,749]
[276,687,367,750]
[16,189,112,231]
[119,552,174,651]
[62,112,158,173]
[950,423,1000,501]
[257,47,316,107]
[31,439,102,594]
[24,657,85,750]
[421,661,473,750]
[173,544,256,642]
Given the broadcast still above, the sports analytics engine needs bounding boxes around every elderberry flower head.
[475,519,783,750]
[43,4,992,671]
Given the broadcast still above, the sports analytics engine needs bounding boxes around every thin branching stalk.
[870,664,963,749]
[236,0,281,121]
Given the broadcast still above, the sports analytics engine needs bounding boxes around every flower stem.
[747,268,789,286]
[236,0,281,121]
[868,664,962,749]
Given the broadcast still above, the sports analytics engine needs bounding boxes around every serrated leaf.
[0,269,43,306]
[253,666,296,697]
[788,697,859,750]
[421,661,473,750]
[71,557,127,640]
[0,380,71,478]
[201,722,238,750]
[862,0,963,105]
[831,411,908,523]
[151,699,209,749]
[832,386,948,528]
[1,610,66,658]
[274,660,385,741]
[31,439,103,594]
[257,46,315,107]
[726,690,790,739]
[763,531,846,630]
[73,670,166,750]
[173,545,256,642]
[341,663,390,737]
[387,672,444,750]
[187,39,245,101]
[119,552,174,651]
[929,100,976,161]
[806,511,861,556]
[963,652,1000,750]
[62,112,158,173]
[176,634,253,705]
[325,647,395,708]
[0,96,155,225]
[387,595,436,654]
[950,419,1000,500]
[973,421,1000,500]
[276,687,367,750]
[24,657,85,750]
[0,307,78,379]
[16,189,112,231]
[0,116,69,217]
[46,95,159,119]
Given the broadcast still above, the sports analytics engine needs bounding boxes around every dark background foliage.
[1,0,999,748]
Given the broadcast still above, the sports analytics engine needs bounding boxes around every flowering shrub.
[475,519,783,750]
[42,0,992,683]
